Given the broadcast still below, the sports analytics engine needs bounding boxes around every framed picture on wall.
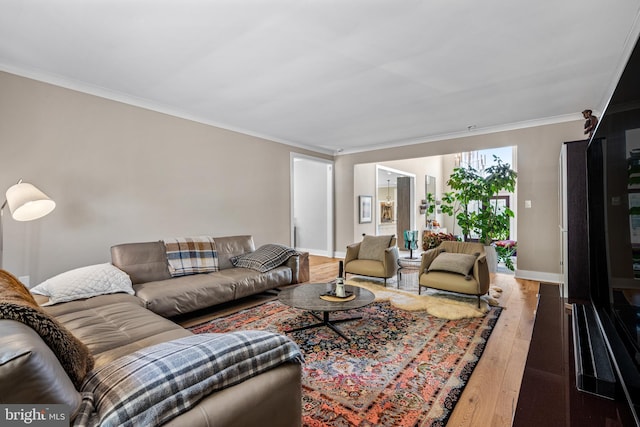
[359,195,372,223]
[380,201,394,223]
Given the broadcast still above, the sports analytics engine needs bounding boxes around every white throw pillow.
[31,263,133,306]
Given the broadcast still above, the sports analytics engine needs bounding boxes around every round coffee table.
[278,283,375,341]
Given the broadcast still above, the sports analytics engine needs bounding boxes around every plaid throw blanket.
[164,236,219,276]
[73,331,303,427]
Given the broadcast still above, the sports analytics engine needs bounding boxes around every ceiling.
[1,1,640,155]
[377,167,408,189]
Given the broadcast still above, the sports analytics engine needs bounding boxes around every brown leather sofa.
[0,235,305,426]
[0,288,302,426]
[111,235,302,317]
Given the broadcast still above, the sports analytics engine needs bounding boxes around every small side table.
[397,256,422,290]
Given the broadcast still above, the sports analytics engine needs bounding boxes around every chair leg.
[477,296,481,308]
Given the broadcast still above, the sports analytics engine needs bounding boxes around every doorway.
[290,154,334,257]
[353,146,517,258]
[375,165,416,248]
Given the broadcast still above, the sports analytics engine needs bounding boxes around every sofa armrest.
[0,320,82,416]
[419,248,441,277]
[296,252,310,283]
[345,243,361,264]
[473,254,490,294]
[383,246,399,276]
[285,254,300,284]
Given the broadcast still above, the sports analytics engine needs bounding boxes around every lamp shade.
[5,182,56,221]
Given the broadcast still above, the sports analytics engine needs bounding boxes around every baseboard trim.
[296,247,332,257]
[514,269,562,284]
[298,250,346,259]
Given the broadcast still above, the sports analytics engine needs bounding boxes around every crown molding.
[0,63,334,156]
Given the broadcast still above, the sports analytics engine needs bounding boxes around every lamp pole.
[0,199,5,269]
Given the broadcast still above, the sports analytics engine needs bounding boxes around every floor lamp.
[0,180,56,269]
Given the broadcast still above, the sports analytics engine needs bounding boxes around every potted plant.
[422,231,458,250]
[440,155,517,270]
[495,240,517,271]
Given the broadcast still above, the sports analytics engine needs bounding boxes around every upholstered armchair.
[418,241,490,307]
[344,234,399,286]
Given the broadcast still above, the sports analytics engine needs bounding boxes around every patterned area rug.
[189,299,501,426]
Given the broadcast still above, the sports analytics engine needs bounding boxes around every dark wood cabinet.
[561,139,590,300]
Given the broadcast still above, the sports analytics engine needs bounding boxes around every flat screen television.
[586,33,640,425]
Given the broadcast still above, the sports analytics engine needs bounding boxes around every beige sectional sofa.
[111,235,302,317]
[0,235,305,426]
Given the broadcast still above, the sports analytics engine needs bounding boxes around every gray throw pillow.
[358,235,393,262]
[428,252,477,276]
[230,244,298,273]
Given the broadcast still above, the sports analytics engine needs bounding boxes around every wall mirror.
[425,175,436,213]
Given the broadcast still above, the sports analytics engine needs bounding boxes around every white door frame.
[290,153,334,257]
[375,165,416,237]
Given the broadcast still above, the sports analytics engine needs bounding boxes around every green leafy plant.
[441,155,517,245]
[495,243,517,271]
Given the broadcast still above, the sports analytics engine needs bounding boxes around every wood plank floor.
[177,255,540,426]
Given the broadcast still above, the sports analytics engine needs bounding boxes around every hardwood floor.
[177,255,540,426]
[447,269,538,427]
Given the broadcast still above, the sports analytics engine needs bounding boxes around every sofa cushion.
[428,252,477,276]
[47,296,190,368]
[358,235,394,262]
[230,244,298,273]
[111,241,172,285]
[78,331,303,427]
[0,270,94,388]
[0,320,83,416]
[30,263,134,305]
[420,270,482,295]
[164,236,219,277]
[213,235,256,270]
[133,266,292,317]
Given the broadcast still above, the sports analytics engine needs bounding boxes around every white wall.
[353,163,376,241]
[0,71,328,283]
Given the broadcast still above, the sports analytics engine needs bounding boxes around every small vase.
[335,278,345,297]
